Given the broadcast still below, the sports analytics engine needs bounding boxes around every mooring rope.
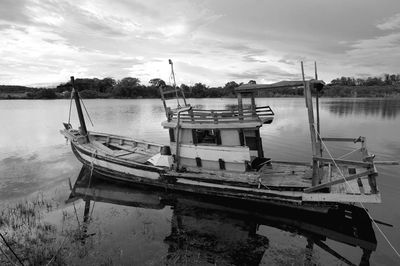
[314,127,400,259]
[78,93,94,127]
[67,92,73,125]
[337,147,362,159]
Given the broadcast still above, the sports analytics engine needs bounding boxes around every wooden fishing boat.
[61,61,387,210]
[67,166,377,265]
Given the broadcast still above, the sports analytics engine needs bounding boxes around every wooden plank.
[270,160,311,166]
[166,171,259,186]
[117,153,151,163]
[260,175,311,188]
[303,79,319,186]
[176,178,303,199]
[90,131,163,148]
[89,140,114,154]
[235,81,305,93]
[170,143,251,163]
[108,143,153,156]
[237,92,243,121]
[313,157,372,167]
[302,192,381,203]
[321,137,361,142]
[344,179,362,195]
[361,178,373,194]
[161,120,262,129]
[357,178,365,194]
[304,170,373,193]
[374,161,399,165]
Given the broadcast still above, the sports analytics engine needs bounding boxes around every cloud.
[377,13,400,30]
[0,0,31,25]
[1,0,400,87]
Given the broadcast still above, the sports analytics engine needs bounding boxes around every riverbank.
[1,84,400,100]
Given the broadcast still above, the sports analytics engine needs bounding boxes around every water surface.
[1,97,399,265]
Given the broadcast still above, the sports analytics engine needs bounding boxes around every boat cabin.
[160,85,274,173]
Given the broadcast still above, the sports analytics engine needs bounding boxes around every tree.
[112,77,141,97]
[149,78,165,87]
[223,81,239,95]
[191,83,207,98]
[180,84,191,97]
[98,78,116,93]
[248,80,256,84]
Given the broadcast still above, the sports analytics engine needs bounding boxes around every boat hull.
[70,142,338,212]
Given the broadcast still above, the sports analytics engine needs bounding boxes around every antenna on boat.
[169,59,181,107]
[168,59,188,108]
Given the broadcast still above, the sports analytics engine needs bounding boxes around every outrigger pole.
[314,62,323,157]
[71,76,89,143]
[301,62,319,186]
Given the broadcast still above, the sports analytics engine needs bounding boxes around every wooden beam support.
[304,169,374,193]
[321,137,363,143]
[250,92,256,116]
[270,160,311,166]
[373,161,399,165]
[313,157,372,167]
[237,92,243,121]
[302,74,318,186]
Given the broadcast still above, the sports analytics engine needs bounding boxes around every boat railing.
[170,105,274,124]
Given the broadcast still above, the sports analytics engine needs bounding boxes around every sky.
[1,0,400,87]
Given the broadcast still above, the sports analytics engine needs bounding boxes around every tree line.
[1,74,400,99]
[330,74,400,86]
[52,77,240,99]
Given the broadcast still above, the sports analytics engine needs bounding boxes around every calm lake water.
[1,97,400,265]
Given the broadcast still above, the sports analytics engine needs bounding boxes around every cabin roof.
[235,80,325,93]
[162,106,274,128]
[161,120,265,129]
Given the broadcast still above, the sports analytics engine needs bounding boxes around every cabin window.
[192,129,221,145]
[169,128,175,142]
[244,129,264,157]
[244,130,258,150]
[238,129,245,146]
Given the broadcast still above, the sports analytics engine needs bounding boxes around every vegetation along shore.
[1,74,400,99]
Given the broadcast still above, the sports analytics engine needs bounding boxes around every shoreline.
[2,94,400,100]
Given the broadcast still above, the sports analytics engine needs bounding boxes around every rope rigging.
[314,127,400,259]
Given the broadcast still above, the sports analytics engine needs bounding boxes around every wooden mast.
[301,63,319,186]
[71,76,89,142]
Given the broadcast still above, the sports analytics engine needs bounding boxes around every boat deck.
[259,163,312,190]
[258,162,378,199]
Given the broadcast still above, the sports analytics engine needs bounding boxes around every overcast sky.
[1,0,400,87]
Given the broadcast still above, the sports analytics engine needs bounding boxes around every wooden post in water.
[301,63,319,186]
[237,92,244,121]
[250,92,257,116]
[71,76,89,142]
[314,62,323,157]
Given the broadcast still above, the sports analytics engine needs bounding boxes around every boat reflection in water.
[68,167,377,265]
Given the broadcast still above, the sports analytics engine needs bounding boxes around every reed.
[0,195,67,265]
